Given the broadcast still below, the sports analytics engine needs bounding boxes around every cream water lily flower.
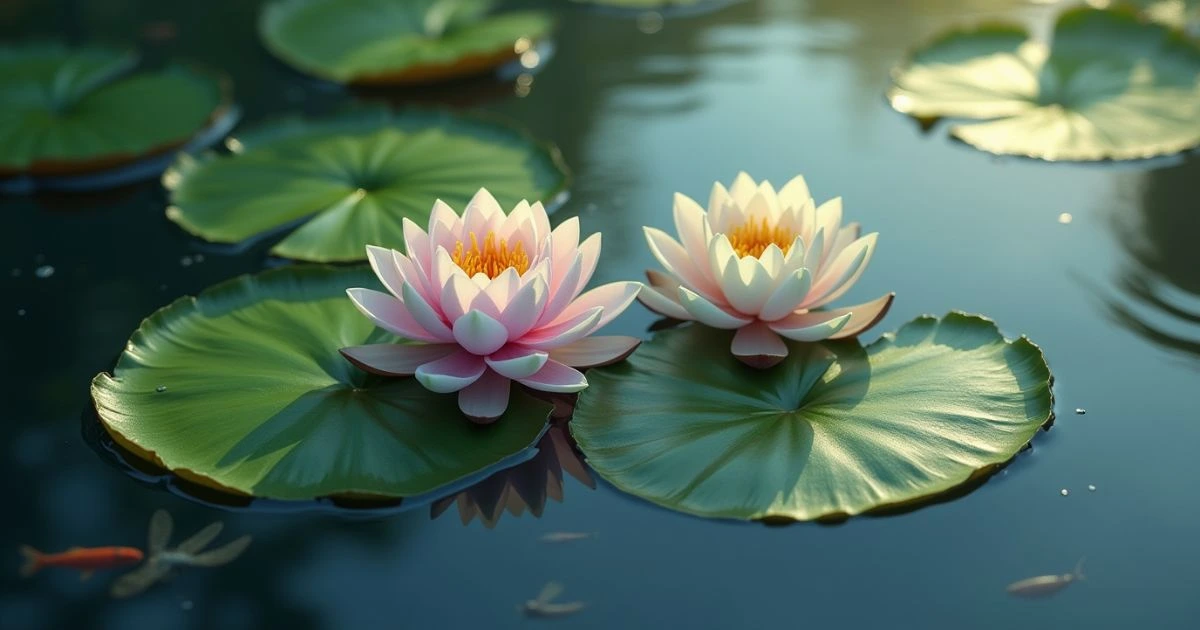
[638,172,894,368]
[341,189,641,422]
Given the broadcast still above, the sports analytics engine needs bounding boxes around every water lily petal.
[428,200,462,254]
[742,190,774,224]
[637,283,692,321]
[768,310,853,342]
[536,252,581,326]
[729,171,758,205]
[440,271,480,322]
[531,201,552,249]
[707,181,733,228]
[517,360,589,394]
[722,256,774,315]
[340,343,458,376]
[457,369,512,423]
[706,234,738,295]
[366,245,405,298]
[757,181,782,220]
[822,222,862,275]
[485,345,550,379]
[572,232,602,297]
[803,232,878,308]
[500,275,549,339]
[453,310,509,356]
[402,217,433,280]
[549,217,581,294]
[731,321,789,369]
[673,193,712,261]
[759,243,785,277]
[779,173,811,210]
[391,248,437,310]
[758,268,813,322]
[548,281,641,331]
[484,267,520,310]
[679,287,753,329]
[803,226,826,273]
[521,306,603,349]
[415,350,487,393]
[550,336,641,368]
[400,282,454,341]
[825,293,895,340]
[645,226,720,301]
[462,188,503,237]
[346,288,442,342]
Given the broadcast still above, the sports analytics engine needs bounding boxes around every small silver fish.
[110,510,252,599]
[1006,557,1086,598]
[520,581,586,618]
[539,532,594,544]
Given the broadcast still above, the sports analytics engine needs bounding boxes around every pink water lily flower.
[638,172,894,369]
[341,189,641,422]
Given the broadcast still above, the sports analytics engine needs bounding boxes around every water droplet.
[181,600,193,611]
[1060,488,1069,496]
[156,385,167,393]
[34,265,54,279]
[1075,408,1086,415]
[1058,212,1073,224]
[17,309,26,316]
[1088,484,1096,492]
[637,11,664,34]
[180,256,193,267]
[514,37,532,55]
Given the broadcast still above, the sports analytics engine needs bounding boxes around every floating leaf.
[571,314,1053,522]
[165,108,569,262]
[888,7,1200,161]
[259,0,552,85]
[91,266,551,501]
[0,43,230,177]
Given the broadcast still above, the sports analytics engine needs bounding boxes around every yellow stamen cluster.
[452,231,530,278]
[727,217,795,259]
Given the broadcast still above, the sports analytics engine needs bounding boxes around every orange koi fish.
[19,545,144,579]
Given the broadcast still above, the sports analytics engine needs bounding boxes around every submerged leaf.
[571,314,1053,522]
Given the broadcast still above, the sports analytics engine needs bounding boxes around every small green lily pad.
[164,107,569,262]
[91,266,551,501]
[888,7,1200,161]
[259,0,553,85]
[571,314,1053,522]
[0,43,229,175]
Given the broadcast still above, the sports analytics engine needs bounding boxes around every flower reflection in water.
[1106,158,1200,362]
[431,421,594,528]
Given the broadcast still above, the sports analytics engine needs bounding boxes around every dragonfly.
[110,509,252,598]
[519,581,586,618]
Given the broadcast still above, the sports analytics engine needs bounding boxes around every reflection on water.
[431,422,594,528]
[1105,157,1200,363]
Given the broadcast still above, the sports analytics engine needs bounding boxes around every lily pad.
[164,108,569,262]
[91,266,552,501]
[571,314,1053,522]
[259,0,553,85]
[0,43,230,177]
[887,7,1200,161]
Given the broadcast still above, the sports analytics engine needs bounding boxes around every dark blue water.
[4,1,1199,628]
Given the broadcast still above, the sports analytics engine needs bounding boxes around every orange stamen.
[727,217,795,258]
[451,231,530,278]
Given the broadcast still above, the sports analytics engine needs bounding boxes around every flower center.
[727,217,795,258]
[451,231,530,278]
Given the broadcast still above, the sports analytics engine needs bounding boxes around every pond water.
[3,0,1200,628]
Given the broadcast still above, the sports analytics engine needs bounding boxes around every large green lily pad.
[91,266,551,501]
[888,7,1200,161]
[0,43,229,175]
[259,0,553,85]
[164,107,569,263]
[571,314,1053,522]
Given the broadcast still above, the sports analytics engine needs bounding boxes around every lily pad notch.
[0,43,237,192]
[570,313,1055,522]
[91,265,553,501]
[164,108,570,263]
[888,6,1200,161]
[259,0,555,85]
